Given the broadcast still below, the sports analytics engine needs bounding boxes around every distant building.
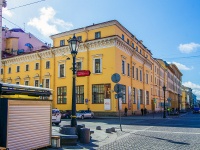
[2,27,49,58]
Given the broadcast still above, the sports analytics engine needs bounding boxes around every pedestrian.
[124,107,128,116]
[141,108,144,116]
[144,108,147,115]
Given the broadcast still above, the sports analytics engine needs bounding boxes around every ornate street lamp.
[163,85,166,118]
[68,34,80,127]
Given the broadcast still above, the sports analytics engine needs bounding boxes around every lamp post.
[68,34,80,127]
[163,85,166,118]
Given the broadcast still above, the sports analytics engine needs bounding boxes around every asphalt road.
[52,112,200,150]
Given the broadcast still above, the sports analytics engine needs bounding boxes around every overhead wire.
[2,17,48,44]
[7,0,46,10]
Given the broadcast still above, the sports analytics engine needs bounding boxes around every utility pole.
[0,0,7,82]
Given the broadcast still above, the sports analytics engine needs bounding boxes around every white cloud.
[183,81,200,99]
[178,42,200,53]
[168,62,193,71]
[2,8,13,17]
[28,7,73,37]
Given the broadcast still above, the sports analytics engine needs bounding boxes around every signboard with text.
[104,99,111,110]
[77,70,91,77]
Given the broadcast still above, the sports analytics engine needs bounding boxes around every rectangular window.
[136,68,138,80]
[35,80,39,87]
[127,39,129,44]
[57,86,67,104]
[24,81,29,86]
[77,62,82,71]
[127,63,130,76]
[133,87,136,104]
[94,58,101,73]
[16,82,19,84]
[140,49,142,54]
[146,91,149,105]
[1,68,3,75]
[136,46,138,51]
[25,64,29,71]
[146,74,148,84]
[8,67,11,74]
[95,32,101,39]
[122,60,125,74]
[140,89,143,104]
[17,66,20,72]
[76,85,84,104]
[45,79,50,88]
[132,66,135,78]
[122,34,124,40]
[46,61,50,69]
[59,64,65,77]
[92,84,111,104]
[121,85,126,103]
[60,40,65,46]
[132,43,134,48]
[35,63,39,70]
[140,70,142,81]
[77,36,82,41]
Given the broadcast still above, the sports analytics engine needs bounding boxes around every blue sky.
[2,0,200,99]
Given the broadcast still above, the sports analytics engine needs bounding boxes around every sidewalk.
[95,112,188,120]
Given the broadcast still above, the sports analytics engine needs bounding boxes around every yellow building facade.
[1,20,182,115]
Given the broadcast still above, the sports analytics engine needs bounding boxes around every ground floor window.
[76,85,84,104]
[146,91,149,105]
[132,87,136,104]
[57,86,67,104]
[92,84,111,104]
[140,89,143,104]
[121,85,126,103]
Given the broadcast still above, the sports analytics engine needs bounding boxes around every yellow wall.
[1,22,155,115]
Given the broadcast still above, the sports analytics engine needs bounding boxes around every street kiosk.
[0,83,52,150]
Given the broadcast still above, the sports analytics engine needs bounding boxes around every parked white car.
[52,109,61,125]
[76,110,94,119]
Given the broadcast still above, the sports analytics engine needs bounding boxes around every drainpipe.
[51,48,56,105]
[84,28,90,110]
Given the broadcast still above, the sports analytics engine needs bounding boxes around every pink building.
[2,27,49,57]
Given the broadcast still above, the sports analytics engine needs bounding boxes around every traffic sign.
[111,73,121,83]
[114,84,123,93]
[77,70,91,77]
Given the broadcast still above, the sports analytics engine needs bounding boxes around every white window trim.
[16,66,20,72]
[93,58,102,74]
[46,61,50,69]
[44,78,50,88]
[24,80,29,86]
[34,80,39,87]
[58,63,66,78]
[35,63,40,70]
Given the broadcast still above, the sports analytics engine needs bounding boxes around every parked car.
[60,110,72,119]
[52,109,61,125]
[193,107,200,113]
[76,110,94,119]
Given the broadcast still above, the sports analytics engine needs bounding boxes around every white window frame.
[76,61,82,71]
[35,63,39,70]
[58,63,65,77]
[93,58,102,74]
[25,64,29,71]
[34,80,39,87]
[46,61,50,69]
[24,80,29,86]
[8,67,11,74]
[16,66,20,72]
[43,78,50,88]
